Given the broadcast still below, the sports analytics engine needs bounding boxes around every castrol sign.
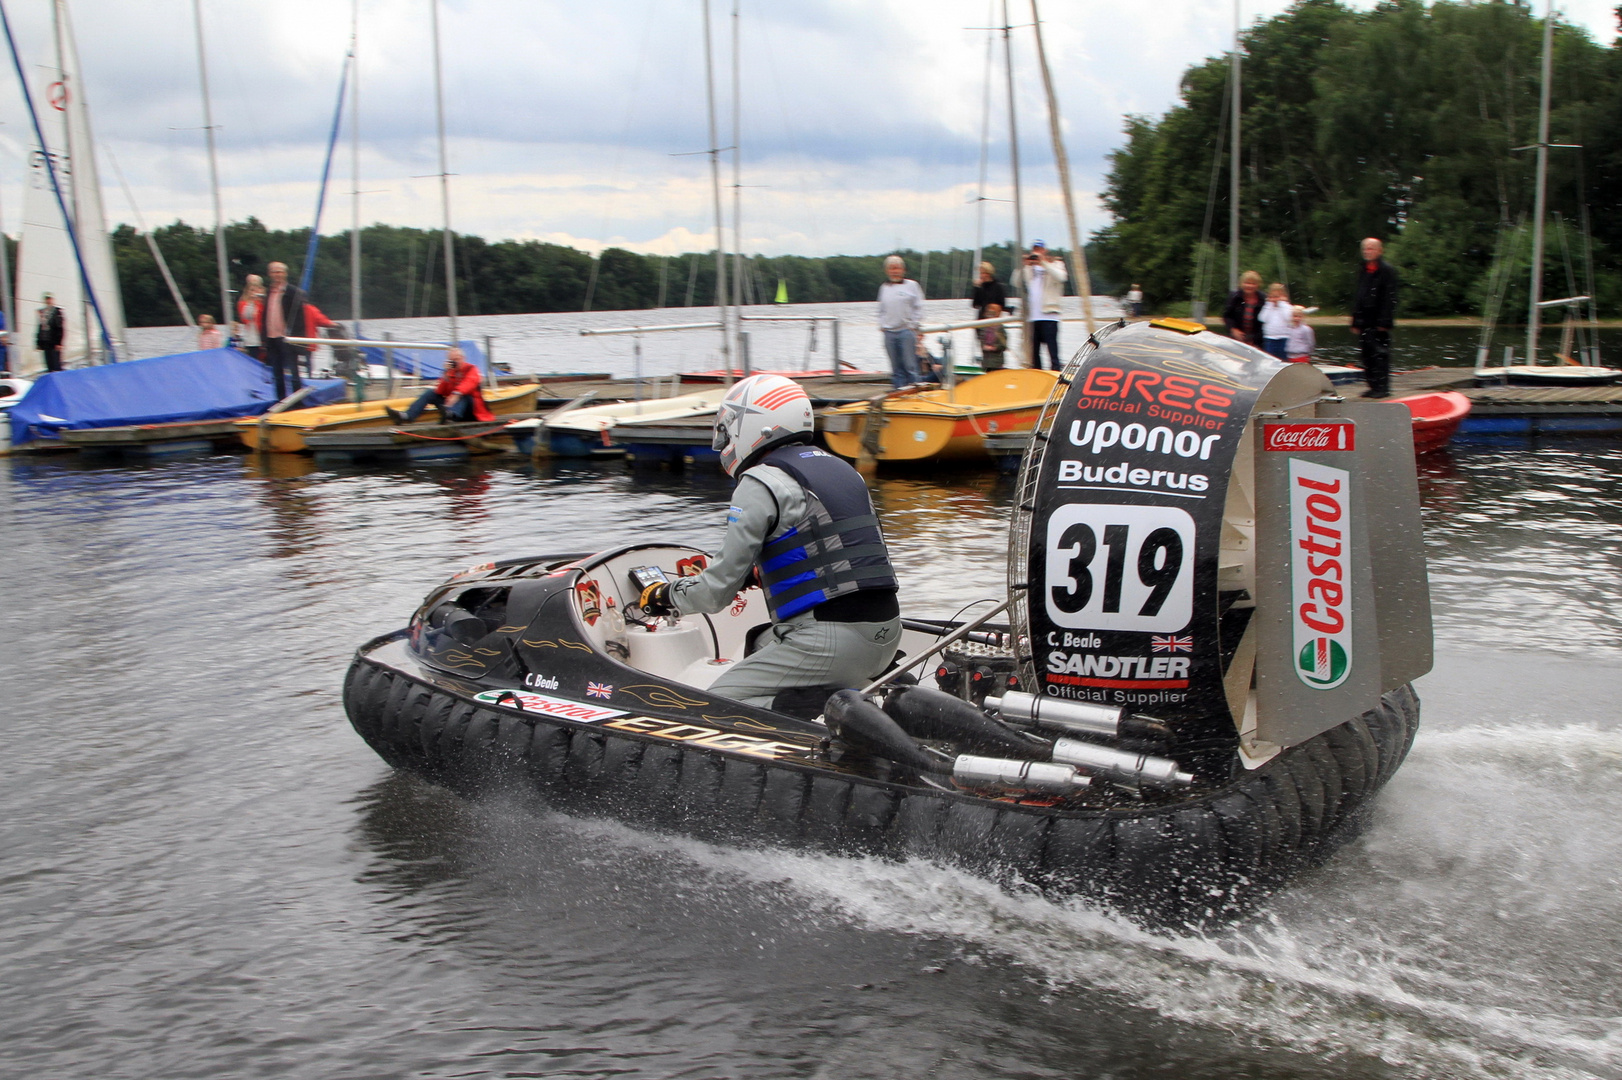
[1254,415,1387,750]
[1288,459,1352,689]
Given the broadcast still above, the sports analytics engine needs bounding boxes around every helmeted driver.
[637,374,902,708]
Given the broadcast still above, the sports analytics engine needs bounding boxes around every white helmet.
[712,374,813,476]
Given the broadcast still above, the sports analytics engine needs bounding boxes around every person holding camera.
[1011,240,1067,370]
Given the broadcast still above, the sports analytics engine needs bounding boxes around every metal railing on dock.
[578,315,851,381]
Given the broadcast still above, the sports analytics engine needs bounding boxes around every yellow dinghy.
[236,383,543,453]
[820,368,1058,463]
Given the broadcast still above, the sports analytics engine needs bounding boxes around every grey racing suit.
[668,462,901,707]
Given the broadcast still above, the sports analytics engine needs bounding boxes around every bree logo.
[1078,366,1237,421]
[1264,421,1355,453]
[1289,458,1353,690]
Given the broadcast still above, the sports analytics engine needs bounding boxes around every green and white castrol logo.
[1288,458,1352,689]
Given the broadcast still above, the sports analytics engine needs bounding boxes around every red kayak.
[1393,390,1471,454]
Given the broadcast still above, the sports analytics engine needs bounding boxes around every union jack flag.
[1150,635,1193,653]
[585,682,614,699]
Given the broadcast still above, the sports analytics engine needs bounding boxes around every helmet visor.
[712,404,736,453]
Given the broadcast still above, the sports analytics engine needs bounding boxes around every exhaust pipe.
[952,754,1090,794]
[823,689,945,775]
[983,690,1120,735]
[984,690,1170,742]
[1049,738,1194,787]
[883,685,1046,758]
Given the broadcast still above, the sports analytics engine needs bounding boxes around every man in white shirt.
[1011,240,1068,370]
[876,255,924,388]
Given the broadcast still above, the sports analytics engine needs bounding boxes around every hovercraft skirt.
[344,642,1419,925]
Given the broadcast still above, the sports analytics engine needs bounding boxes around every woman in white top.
[1258,282,1294,360]
[235,275,265,356]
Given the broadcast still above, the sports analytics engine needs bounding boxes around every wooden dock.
[1389,368,1622,433]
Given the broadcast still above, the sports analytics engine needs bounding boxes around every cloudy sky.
[0,0,1615,258]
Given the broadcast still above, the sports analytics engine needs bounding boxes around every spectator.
[1222,270,1263,346]
[1011,239,1068,370]
[978,302,1008,370]
[386,348,491,425]
[1259,282,1293,360]
[257,261,308,399]
[1351,237,1398,398]
[36,293,64,372]
[970,261,1007,320]
[0,308,8,374]
[1123,283,1144,318]
[1286,306,1316,362]
[877,255,924,388]
[196,313,224,350]
[235,274,265,358]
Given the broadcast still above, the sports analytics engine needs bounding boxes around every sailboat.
[13,0,125,376]
[1476,2,1620,387]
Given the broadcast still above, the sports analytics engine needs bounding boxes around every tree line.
[109,220,1109,328]
[1090,0,1622,317]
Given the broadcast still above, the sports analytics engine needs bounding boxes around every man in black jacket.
[256,261,308,399]
[36,293,64,372]
[1351,237,1398,398]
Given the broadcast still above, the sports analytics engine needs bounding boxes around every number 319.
[1042,505,1195,632]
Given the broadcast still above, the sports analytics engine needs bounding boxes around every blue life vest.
[755,445,898,620]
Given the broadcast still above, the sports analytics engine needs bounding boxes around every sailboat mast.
[1526,2,1553,363]
[730,0,742,320]
[1000,0,1024,361]
[192,0,230,327]
[1028,0,1094,335]
[0,178,12,348]
[1228,0,1240,290]
[52,0,85,361]
[349,0,361,335]
[971,14,992,291]
[1000,0,1023,259]
[430,0,458,342]
[701,0,731,375]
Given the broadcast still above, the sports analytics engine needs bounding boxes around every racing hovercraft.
[345,318,1431,925]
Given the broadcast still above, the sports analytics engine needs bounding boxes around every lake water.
[121,299,1621,380]
[3,434,1621,1079]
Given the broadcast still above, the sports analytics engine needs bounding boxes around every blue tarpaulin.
[357,339,487,379]
[9,348,347,445]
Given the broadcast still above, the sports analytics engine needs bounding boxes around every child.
[1285,306,1316,363]
[196,313,224,350]
[979,302,1009,370]
[1260,283,1293,359]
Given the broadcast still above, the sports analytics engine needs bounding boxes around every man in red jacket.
[386,348,492,424]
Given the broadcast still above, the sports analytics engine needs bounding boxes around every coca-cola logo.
[1263,422,1354,452]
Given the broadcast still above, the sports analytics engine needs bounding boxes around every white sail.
[12,0,124,376]
[59,0,124,361]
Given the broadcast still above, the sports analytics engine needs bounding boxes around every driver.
[637,374,902,708]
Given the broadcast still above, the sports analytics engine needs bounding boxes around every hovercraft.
[345,318,1433,925]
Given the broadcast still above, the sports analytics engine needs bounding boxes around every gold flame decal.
[616,684,709,709]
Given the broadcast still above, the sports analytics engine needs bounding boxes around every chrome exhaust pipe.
[1049,738,1194,787]
[952,754,1091,794]
[983,690,1121,736]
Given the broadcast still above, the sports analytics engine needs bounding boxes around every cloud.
[0,0,1612,259]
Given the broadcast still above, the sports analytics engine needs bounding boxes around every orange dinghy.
[1394,390,1471,455]
[819,369,1059,463]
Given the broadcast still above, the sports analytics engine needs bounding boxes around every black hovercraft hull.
[345,631,1418,925]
